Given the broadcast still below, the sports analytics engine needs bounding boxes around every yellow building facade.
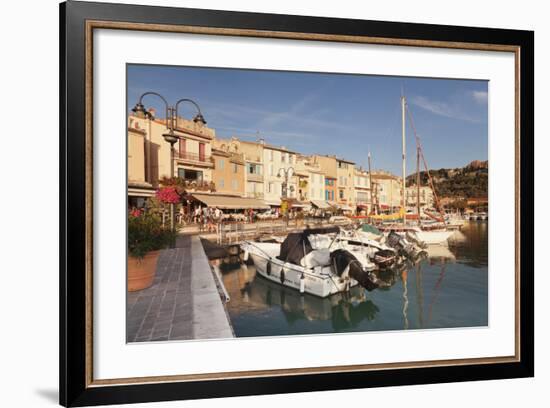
[295,155,325,202]
[210,145,246,197]
[127,112,216,204]
[336,158,355,212]
[371,170,403,211]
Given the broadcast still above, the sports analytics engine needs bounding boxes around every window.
[218,159,225,170]
[178,168,203,182]
[339,190,344,199]
[269,163,274,176]
[219,179,225,188]
[247,163,262,175]
[269,150,274,161]
[199,143,205,161]
[179,139,186,156]
[281,153,286,163]
[268,182,274,193]
[233,163,238,173]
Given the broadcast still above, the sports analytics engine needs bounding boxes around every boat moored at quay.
[240,225,426,298]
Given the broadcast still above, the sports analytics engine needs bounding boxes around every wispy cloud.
[204,95,358,142]
[410,95,482,123]
[472,90,488,104]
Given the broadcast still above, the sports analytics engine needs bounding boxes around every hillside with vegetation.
[406,160,488,198]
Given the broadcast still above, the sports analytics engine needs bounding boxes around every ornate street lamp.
[277,167,295,199]
[132,92,206,232]
[278,167,295,225]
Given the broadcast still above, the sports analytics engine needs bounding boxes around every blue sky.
[127,64,488,176]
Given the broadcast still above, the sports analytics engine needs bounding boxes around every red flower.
[130,208,141,217]
[156,186,180,204]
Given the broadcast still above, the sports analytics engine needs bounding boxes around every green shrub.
[128,211,176,259]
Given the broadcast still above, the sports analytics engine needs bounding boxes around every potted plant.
[127,209,176,291]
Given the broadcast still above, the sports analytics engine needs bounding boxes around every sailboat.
[377,95,454,246]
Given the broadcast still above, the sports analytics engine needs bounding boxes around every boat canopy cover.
[279,227,339,265]
[361,224,382,236]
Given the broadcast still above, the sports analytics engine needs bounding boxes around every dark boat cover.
[278,227,340,265]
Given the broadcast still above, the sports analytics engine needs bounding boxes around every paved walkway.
[127,235,233,342]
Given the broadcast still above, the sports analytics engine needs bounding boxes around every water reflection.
[220,221,488,338]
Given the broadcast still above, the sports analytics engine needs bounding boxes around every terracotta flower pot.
[127,250,161,292]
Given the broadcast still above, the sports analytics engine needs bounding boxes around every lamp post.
[278,167,295,224]
[132,92,206,231]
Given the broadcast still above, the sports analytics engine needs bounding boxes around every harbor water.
[219,221,488,338]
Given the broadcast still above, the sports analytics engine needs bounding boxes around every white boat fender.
[266,260,271,276]
[280,268,285,284]
[300,273,305,294]
[243,249,249,262]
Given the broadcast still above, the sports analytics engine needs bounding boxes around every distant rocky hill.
[406,160,488,198]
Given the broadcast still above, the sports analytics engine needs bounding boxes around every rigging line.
[372,100,401,172]
[405,104,444,217]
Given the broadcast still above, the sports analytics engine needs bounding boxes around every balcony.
[246,191,265,199]
[174,151,214,167]
[246,173,264,182]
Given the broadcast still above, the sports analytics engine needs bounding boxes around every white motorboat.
[337,228,398,268]
[241,227,381,298]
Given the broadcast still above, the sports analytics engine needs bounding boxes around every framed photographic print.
[60,0,534,406]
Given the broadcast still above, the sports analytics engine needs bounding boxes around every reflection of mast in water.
[427,259,447,325]
[415,262,424,328]
[401,268,409,330]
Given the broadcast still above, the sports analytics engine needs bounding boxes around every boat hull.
[248,252,356,298]
[414,229,455,245]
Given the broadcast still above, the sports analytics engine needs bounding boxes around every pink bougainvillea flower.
[130,208,141,217]
[156,186,180,204]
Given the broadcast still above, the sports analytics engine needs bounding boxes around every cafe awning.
[311,200,330,209]
[191,193,270,210]
[264,199,282,207]
[128,182,155,197]
[291,202,311,209]
[339,205,354,211]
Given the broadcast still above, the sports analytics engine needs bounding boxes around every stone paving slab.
[127,235,233,343]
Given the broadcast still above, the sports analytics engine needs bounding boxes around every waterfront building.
[262,140,298,206]
[214,138,265,200]
[127,112,216,206]
[354,167,372,214]
[295,155,326,203]
[370,170,403,212]
[336,157,356,213]
[210,145,246,197]
[311,155,337,203]
[405,185,434,210]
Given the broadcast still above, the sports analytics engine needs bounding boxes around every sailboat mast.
[416,145,421,223]
[368,151,375,214]
[401,95,406,226]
